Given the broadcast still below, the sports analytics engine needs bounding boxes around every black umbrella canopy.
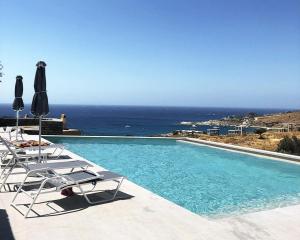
[12,75,24,111]
[31,61,49,116]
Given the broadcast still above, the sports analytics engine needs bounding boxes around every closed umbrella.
[12,75,24,140]
[31,61,49,160]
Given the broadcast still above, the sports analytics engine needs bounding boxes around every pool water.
[47,137,300,217]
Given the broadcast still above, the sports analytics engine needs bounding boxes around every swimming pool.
[47,136,300,217]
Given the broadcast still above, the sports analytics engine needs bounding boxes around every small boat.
[125,125,131,128]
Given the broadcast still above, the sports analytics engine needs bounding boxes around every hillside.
[254,111,300,127]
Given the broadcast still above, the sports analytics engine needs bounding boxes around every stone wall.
[0,118,63,135]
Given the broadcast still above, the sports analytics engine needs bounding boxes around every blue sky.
[0,0,299,108]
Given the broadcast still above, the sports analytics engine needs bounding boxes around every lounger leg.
[57,147,64,158]
[0,164,8,180]
[50,147,64,159]
[76,183,109,205]
[0,151,9,163]
[24,179,48,218]
[0,158,14,179]
[0,164,16,192]
[111,178,124,200]
[25,193,38,218]
[77,178,125,204]
[11,170,34,204]
[11,184,23,205]
[77,184,94,204]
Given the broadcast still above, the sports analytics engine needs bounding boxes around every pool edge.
[44,135,300,163]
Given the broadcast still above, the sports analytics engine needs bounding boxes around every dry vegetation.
[195,111,300,151]
[196,131,300,151]
[169,111,300,152]
[254,111,300,127]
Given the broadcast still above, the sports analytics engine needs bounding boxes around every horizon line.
[0,103,298,111]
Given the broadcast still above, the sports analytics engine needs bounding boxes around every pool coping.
[44,135,300,163]
[183,137,300,163]
[43,135,183,140]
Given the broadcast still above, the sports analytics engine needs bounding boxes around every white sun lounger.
[0,139,51,190]
[0,136,65,160]
[0,159,92,192]
[11,169,125,218]
[0,127,23,141]
[0,135,49,168]
[14,144,65,160]
[0,136,92,191]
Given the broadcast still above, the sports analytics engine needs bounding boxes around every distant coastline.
[0,104,297,136]
[164,111,300,155]
[179,111,300,129]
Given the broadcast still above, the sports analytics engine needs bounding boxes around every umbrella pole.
[39,116,42,162]
[16,110,19,140]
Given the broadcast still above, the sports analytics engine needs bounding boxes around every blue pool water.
[48,137,300,217]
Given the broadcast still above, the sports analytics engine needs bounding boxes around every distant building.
[207,128,220,136]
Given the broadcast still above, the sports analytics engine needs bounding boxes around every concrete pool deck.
[1,134,300,240]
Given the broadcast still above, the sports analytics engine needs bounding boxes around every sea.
[0,104,291,136]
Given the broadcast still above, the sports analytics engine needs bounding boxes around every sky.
[0,0,299,109]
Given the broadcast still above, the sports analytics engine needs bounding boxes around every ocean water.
[47,136,300,217]
[0,104,288,136]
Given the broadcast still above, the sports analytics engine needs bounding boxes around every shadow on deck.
[0,209,15,240]
[12,190,134,218]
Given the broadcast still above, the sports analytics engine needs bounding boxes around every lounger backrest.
[0,136,18,159]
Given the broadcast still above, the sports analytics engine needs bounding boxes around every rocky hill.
[254,111,300,127]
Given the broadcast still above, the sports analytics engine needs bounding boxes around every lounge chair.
[20,144,65,160]
[0,158,92,192]
[0,149,49,190]
[0,137,50,165]
[0,127,23,141]
[11,169,125,218]
[0,136,65,160]
[0,136,49,174]
[0,135,91,191]
[0,136,73,191]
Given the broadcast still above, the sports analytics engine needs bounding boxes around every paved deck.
[1,134,300,240]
